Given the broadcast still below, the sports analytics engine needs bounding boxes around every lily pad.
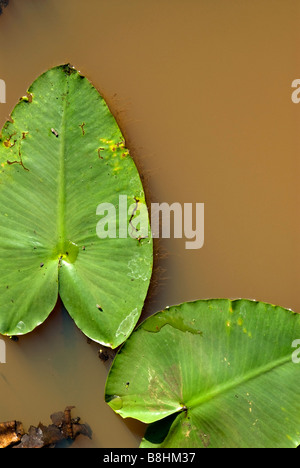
[0,64,152,347]
[105,299,300,447]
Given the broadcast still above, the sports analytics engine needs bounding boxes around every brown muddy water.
[0,0,299,448]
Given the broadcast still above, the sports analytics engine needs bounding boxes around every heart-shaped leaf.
[0,64,152,348]
[105,299,300,447]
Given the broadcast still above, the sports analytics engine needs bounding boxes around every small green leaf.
[105,299,300,447]
[0,65,152,347]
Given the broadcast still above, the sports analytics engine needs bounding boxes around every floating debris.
[0,0,9,16]
[0,406,92,448]
[0,421,24,448]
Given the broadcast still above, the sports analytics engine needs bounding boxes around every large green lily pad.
[105,299,300,447]
[0,64,152,348]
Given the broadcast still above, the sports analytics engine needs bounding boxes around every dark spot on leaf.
[6,144,29,171]
[79,122,85,136]
[62,64,76,76]
[199,431,210,448]
[98,147,104,159]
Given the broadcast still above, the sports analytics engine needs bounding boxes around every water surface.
[0,0,299,447]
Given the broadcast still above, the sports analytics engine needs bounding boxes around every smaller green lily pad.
[105,299,300,448]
